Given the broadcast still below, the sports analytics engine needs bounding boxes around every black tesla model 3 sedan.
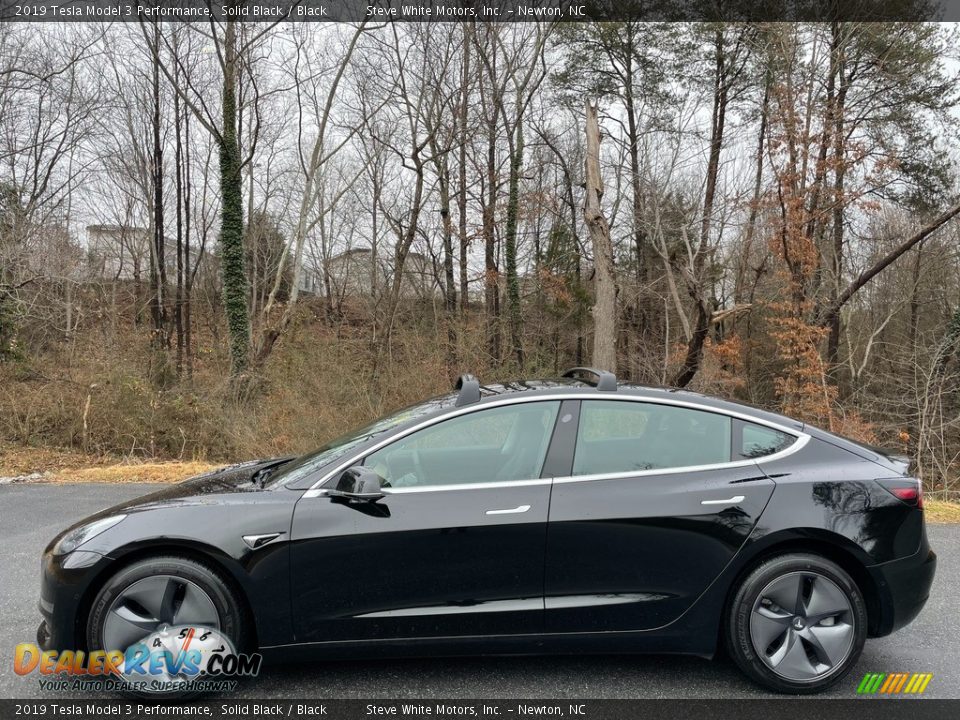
[38,367,935,694]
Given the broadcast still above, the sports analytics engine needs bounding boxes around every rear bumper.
[867,545,936,637]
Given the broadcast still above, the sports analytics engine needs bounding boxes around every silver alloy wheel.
[102,574,220,651]
[749,571,855,682]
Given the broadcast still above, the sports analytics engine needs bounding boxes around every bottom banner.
[0,700,958,720]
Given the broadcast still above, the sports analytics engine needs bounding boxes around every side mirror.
[327,466,384,502]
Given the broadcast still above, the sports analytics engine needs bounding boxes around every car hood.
[46,457,298,555]
[82,457,296,520]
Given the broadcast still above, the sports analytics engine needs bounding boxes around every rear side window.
[572,401,731,475]
[736,421,795,459]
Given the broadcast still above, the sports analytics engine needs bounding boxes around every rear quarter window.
[736,421,796,459]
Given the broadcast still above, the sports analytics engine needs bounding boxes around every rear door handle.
[700,495,745,506]
[485,505,531,515]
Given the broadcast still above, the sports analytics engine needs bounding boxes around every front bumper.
[867,545,937,637]
[38,548,110,651]
[37,618,51,650]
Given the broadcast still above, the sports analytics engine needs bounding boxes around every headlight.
[53,515,126,556]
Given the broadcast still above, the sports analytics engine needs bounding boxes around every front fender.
[43,495,298,651]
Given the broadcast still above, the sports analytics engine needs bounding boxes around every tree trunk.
[174,68,185,377]
[503,118,525,369]
[458,25,471,314]
[672,28,729,388]
[483,129,500,361]
[150,21,168,350]
[737,70,770,385]
[371,171,380,298]
[583,101,617,372]
[379,153,427,366]
[219,15,250,376]
[826,27,849,368]
[437,153,457,371]
[183,111,194,379]
[622,42,659,379]
[64,280,73,341]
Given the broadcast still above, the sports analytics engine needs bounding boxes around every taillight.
[876,478,923,508]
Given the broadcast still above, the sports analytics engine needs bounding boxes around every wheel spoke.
[771,630,817,677]
[805,623,853,668]
[751,606,792,650]
[158,577,183,625]
[805,576,851,624]
[765,627,794,667]
[172,583,219,628]
[764,574,803,615]
[103,606,155,651]
[121,576,173,622]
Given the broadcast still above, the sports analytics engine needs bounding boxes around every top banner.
[3,0,960,23]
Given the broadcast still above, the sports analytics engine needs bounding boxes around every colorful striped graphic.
[857,672,933,695]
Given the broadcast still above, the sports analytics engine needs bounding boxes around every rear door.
[544,399,779,633]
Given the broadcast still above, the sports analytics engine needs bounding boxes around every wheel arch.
[722,530,883,638]
[74,540,259,652]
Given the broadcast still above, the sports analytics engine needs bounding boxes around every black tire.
[86,555,247,697]
[725,553,867,694]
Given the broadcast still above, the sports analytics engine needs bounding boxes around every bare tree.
[584,100,617,371]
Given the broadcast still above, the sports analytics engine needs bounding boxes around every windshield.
[272,395,455,486]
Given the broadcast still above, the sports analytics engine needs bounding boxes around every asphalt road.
[1,483,957,700]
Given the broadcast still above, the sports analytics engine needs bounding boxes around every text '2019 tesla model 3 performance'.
[38,367,936,693]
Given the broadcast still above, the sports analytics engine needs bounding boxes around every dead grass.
[0,444,219,483]
[47,460,221,484]
[924,499,960,524]
[0,445,111,475]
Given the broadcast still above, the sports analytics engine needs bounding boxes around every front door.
[290,400,562,643]
[544,399,777,633]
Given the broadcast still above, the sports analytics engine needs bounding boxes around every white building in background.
[86,225,152,281]
[297,267,321,296]
[325,247,439,299]
[86,224,322,296]
[86,225,208,282]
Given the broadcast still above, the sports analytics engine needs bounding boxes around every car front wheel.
[85,555,247,695]
[726,552,867,694]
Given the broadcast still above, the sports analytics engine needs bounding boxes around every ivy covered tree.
[145,11,251,377]
[218,15,250,376]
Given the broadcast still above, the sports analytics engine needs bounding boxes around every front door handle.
[485,504,531,515]
[700,495,745,506]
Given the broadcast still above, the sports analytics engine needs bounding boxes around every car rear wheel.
[86,556,247,695]
[726,553,867,694]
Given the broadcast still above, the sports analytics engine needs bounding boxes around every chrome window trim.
[553,433,810,485]
[312,478,553,497]
[301,393,809,498]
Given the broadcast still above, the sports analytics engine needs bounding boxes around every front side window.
[273,397,453,486]
[365,401,561,488]
[573,400,731,475]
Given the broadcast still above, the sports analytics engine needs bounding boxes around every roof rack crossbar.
[562,366,617,391]
[455,373,481,406]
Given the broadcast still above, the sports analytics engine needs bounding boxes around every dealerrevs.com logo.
[15,625,261,694]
